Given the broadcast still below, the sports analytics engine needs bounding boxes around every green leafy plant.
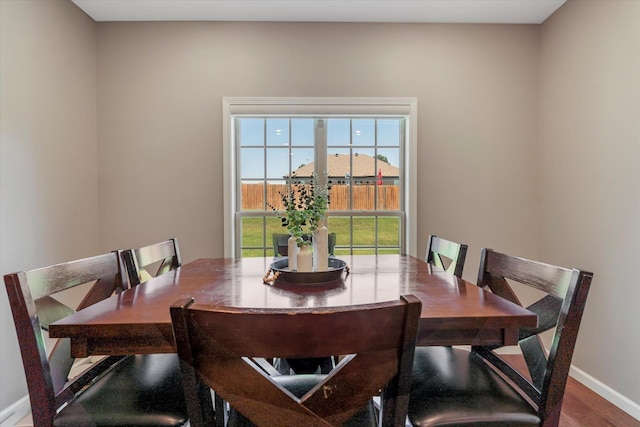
[307,173,330,231]
[269,173,331,247]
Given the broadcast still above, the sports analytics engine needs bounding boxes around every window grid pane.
[236,116,404,256]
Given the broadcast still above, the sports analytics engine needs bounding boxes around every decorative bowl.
[267,257,349,286]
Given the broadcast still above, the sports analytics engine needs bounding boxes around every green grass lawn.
[241,216,400,257]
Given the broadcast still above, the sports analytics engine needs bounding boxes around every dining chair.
[424,234,468,278]
[170,295,422,427]
[3,252,188,427]
[408,248,593,426]
[121,237,181,287]
[272,233,290,257]
[121,237,231,425]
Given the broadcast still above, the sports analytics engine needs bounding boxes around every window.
[223,98,418,258]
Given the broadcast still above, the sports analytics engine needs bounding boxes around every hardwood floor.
[501,355,639,426]
[560,374,639,427]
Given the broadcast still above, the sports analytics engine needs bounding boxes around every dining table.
[49,255,537,358]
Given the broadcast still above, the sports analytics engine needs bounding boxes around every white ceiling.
[71,0,566,24]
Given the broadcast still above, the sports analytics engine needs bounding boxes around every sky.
[238,117,402,182]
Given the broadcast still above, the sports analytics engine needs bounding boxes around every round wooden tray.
[266,257,349,286]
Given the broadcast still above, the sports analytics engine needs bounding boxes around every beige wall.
[0,0,98,410]
[2,0,638,419]
[97,22,541,273]
[540,0,640,405]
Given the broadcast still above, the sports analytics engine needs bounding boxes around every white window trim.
[222,97,418,258]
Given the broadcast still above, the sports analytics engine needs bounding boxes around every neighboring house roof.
[292,153,399,179]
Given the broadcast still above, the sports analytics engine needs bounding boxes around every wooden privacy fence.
[242,183,399,211]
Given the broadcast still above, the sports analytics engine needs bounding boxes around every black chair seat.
[55,354,188,427]
[228,374,377,427]
[274,356,335,374]
[408,347,540,427]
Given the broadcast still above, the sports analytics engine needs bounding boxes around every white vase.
[313,220,329,272]
[287,236,299,271]
[297,245,312,272]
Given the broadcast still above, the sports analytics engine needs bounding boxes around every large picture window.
[223,98,417,258]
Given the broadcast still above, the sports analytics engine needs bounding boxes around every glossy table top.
[49,255,537,357]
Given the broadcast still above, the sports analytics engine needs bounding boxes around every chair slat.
[520,294,563,339]
[485,250,574,297]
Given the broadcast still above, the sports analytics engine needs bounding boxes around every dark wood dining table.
[49,255,537,358]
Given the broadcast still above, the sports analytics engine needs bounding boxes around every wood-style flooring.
[501,355,639,426]
[559,373,638,426]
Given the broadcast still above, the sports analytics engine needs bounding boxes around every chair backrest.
[272,233,290,257]
[474,248,593,426]
[4,252,128,426]
[327,232,336,255]
[121,238,181,287]
[171,295,422,427]
[424,235,468,278]
[273,233,337,257]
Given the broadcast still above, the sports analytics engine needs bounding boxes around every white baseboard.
[570,365,640,422]
[0,396,30,427]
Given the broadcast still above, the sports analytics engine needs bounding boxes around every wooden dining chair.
[170,295,422,427]
[272,233,290,257]
[3,252,188,427]
[121,237,181,287]
[121,238,232,424]
[424,234,468,278]
[408,248,593,426]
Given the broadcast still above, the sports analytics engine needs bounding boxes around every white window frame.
[222,97,418,258]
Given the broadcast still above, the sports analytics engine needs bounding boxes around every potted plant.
[270,173,331,272]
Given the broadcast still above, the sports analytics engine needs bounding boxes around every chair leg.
[214,392,226,427]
